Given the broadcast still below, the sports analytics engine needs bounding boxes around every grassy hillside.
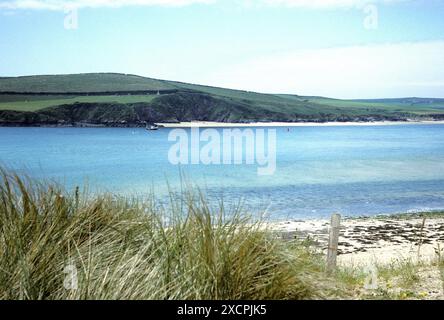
[353,98,444,112]
[0,73,177,93]
[1,73,443,126]
[0,94,157,112]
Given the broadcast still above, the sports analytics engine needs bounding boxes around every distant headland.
[1,73,444,127]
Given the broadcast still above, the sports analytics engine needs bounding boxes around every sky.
[0,0,444,99]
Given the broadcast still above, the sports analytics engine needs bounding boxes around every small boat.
[146,124,159,131]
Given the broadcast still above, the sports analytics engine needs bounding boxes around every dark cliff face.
[140,92,257,122]
[0,91,433,127]
[0,92,276,126]
[39,103,140,124]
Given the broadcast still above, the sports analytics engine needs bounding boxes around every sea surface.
[1,125,444,219]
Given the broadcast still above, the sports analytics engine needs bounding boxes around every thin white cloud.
[205,41,444,99]
[0,0,214,11]
[261,0,408,9]
[0,0,411,10]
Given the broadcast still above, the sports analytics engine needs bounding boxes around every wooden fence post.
[326,213,341,274]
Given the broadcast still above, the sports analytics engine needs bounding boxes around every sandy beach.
[157,120,444,128]
[271,215,444,267]
[271,214,444,299]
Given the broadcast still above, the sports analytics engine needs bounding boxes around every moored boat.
[146,124,159,131]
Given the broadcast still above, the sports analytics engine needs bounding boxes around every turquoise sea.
[1,124,444,219]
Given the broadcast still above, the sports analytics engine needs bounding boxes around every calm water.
[1,125,444,219]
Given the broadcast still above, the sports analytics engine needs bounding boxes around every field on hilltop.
[0,73,177,93]
[1,73,444,126]
[0,94,158,112]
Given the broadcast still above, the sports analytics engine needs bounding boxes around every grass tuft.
[0,169,339,300]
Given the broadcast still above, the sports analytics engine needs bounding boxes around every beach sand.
[157,120,444,128]
[271,215,444,266]
[271,215,444,299]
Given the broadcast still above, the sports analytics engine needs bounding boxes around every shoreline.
[157,120,444,128]
[270,213,444,267]
[2,120,444,129]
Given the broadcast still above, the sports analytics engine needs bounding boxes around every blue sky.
[1,0,444,98]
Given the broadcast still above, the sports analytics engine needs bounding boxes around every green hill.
[1,73,443,126]
[0,73,177,93]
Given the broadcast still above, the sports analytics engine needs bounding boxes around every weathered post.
[326,213,341,274]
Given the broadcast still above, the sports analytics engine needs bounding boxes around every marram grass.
[0,169,340,300]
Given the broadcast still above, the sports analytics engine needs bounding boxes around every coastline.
[157,120,444,128]
[270,213,444,267]
[2,120,444,129]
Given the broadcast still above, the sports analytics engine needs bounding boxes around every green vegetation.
[1,73,444,125]
[377,260,421,289]
[0,73,177,93]
[310,97,444,114]
[0,170,342,300]
[0,95,157,112]
[1,169,443,300]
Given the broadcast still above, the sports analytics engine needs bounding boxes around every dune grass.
[2,169,443,300]
[0,169,342,300]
